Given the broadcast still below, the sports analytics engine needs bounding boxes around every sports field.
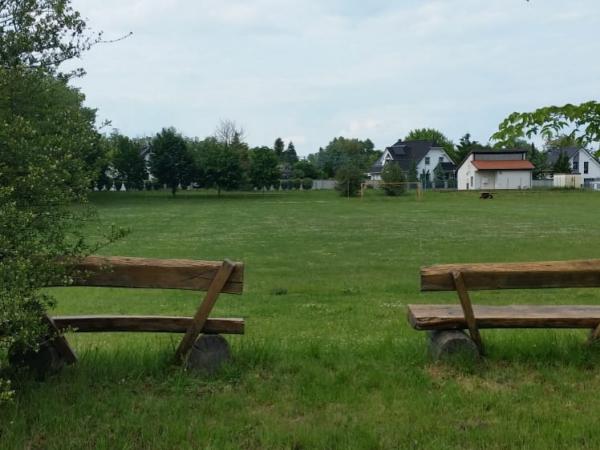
[3,189,600,449]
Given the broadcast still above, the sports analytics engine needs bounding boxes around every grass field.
[3,189,600,449]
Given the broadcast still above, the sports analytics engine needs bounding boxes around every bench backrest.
[69,256,244,294]
[421,259,600,292]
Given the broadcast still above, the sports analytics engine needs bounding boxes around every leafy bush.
[335,165,364,197]
[292,178,302,190]
[302,178,313,190]
[0,67,109,400]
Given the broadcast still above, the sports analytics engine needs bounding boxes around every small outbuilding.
[457,150,534,190]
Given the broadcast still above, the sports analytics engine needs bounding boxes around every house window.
[584,162,589,174]
[470,176,473,186]
[573,161,579,172]
[439,156,444,162]
[425,156,430,165]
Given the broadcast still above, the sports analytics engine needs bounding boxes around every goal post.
[360,180,423,200]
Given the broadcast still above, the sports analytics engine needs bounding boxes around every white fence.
[312,179,336,190]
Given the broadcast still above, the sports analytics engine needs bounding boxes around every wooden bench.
[41,255,244,368]
[407,260,600,356]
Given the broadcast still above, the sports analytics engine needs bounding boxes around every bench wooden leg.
[43,314,78,365]
[452,271,484,354]
[589,323,600,344]
[174,260,236,363]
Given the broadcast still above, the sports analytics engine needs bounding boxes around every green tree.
[109,132,148,190]
[381,162,406,196]
[335,164,364,197]
[195,137,244,197]
[311,137,380,178]
[283,141,299,165]
[249,146,280,191]
[407,160,418,182]
[293,159,321,179]
[405,128,456,162]
[433,163,446,186]
[149,128,195,195]
[274,137,285,161]
[455,133,480,162]
[528,144,548,180]
[491,101,600,150]
[553,150,572,174]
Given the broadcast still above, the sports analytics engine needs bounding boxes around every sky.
[66,0,600,156]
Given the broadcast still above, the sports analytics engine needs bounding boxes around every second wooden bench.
[407,259,600,357]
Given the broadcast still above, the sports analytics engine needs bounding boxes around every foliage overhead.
[0,0,103,75]
[492,102,600,150]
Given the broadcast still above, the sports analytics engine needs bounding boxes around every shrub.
[293,178,302,190]
[335,165,364,197]
[302,178,313,190]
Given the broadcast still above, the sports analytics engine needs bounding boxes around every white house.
[457,150,534,190]
[546,147,600,183]
[368,140,456,185]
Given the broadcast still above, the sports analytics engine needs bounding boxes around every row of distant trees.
[99,121,321,195]
[97,124,388,195]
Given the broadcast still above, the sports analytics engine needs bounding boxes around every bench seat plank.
[408,304,600,330]
[53,315,244,334]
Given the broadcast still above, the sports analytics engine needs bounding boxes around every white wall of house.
[416,147,451,181]
[571,149,600,180]
[457,154,532,190]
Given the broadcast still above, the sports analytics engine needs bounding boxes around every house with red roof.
[456,150,534,190]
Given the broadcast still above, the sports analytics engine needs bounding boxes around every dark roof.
[470,149,527,155]
[372,139,443,172]
[546,147,579,165]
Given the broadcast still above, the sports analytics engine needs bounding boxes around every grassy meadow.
[4,188,600,449]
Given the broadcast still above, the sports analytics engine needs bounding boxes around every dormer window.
[439,156,444,162]
[425,156,430,165]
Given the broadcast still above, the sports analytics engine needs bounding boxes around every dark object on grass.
[185,334,231,374]
[8,339,65,380]
[271,287,288,295]
[428,330,479,362]
[479,192,494,199]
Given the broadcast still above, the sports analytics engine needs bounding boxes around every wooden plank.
[174,260,236,362]
[52,315,244,334]
[452,271,483,353]
[66,256,244,293]
[42,314,78,364]
[408,304,600,330]
[421,259,600,291]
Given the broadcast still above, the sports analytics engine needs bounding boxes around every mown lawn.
[3,189,600,449]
